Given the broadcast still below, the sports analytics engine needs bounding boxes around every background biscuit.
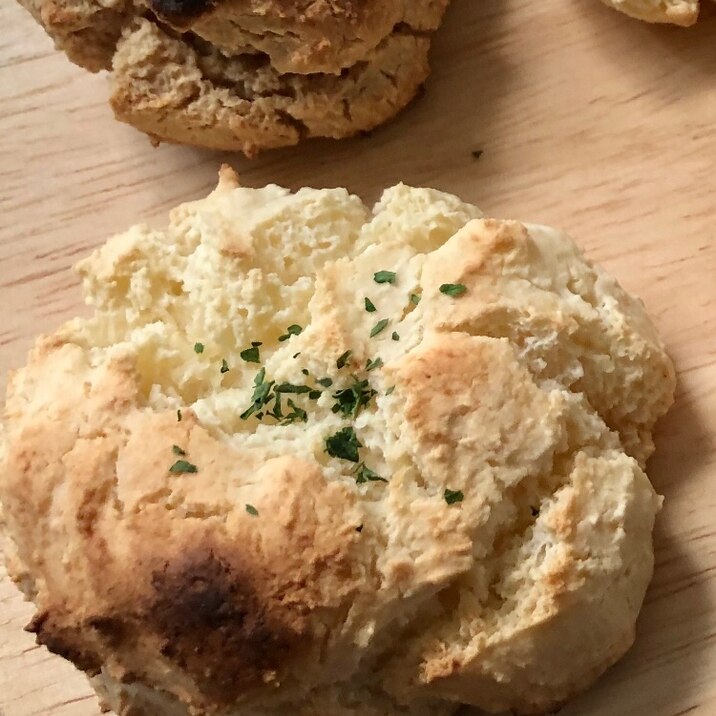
[14,0,450,152]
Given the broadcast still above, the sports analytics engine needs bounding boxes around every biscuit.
[599,0,699,25]
[147,0,450,75]
[0,171,675,715]
[16,0,131,72]
[110,19,431,155]
[15,0,449,153]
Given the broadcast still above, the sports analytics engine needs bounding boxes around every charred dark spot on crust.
[148,0,217,27]
[148,549,298,705]
[26,610,103,676]
[87,615,128,648]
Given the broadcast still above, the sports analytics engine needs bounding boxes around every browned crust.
[110,20,432,155]
[25,555,301,708]
[147,546,301,705]
[15,0,449,152]
[26,610,105,676]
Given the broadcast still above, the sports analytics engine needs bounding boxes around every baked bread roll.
[0,169,675,715]
[145,0,449,75]
[599,0,699,25]
[15,0,449,153]
[110,19,432,155]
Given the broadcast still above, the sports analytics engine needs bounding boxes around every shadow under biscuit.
[555,370,715,716]
[216,0,514,200]
[450,377,712,716]
[574,0,716,91]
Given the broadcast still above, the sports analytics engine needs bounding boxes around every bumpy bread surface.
[0,169,675,716]
[15,0,447,153]
[148,0,450,74]
[599,0,699,25]
[16,0,132,72]
[18,0,447,74]
[110,19,431,155]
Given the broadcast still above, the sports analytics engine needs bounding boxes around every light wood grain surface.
[1,1,715,714]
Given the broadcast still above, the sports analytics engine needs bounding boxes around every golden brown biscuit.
[15,0,449,153]
[17,0,131,72]
[147,0,450,74]
[0,171,675,715]
[110,19,431,155]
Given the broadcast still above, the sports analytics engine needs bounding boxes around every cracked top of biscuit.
[16,0,449,152]
[17,0,450,74]
[0,171,675,715]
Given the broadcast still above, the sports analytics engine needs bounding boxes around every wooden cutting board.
[1,1,715,714]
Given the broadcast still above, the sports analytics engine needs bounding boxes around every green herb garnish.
[245,504,259,516]
[220,359,230,373]
[325,426,362,462]
[365,297,377,313]
[240,368,275,420]
[268,391,283,420]
[355,463,387,484]
[317,377,333,388]
[385,385,395,396]
[391,332,400,341]
[332,378,377,418]
[278,324,303,342]
[194,342,204,354]
[240,345,261,363]
[169,459,198,475]
[172,445,186,456]
[177,409,182,422]
[370,319,389,338]
[336,350,352,369]
[275,383,312,394]
[239,366,324,425]
[409,293,421,305]
[374,271,396,285]
[444,488,464,505]
[365,357,383,372]
[439,283,467,298]
[283,399,308,424]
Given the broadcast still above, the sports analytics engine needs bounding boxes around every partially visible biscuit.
[14,0,450,153]
[110,19,431,155]
[16,0,131,71]
[599,0,699,25]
